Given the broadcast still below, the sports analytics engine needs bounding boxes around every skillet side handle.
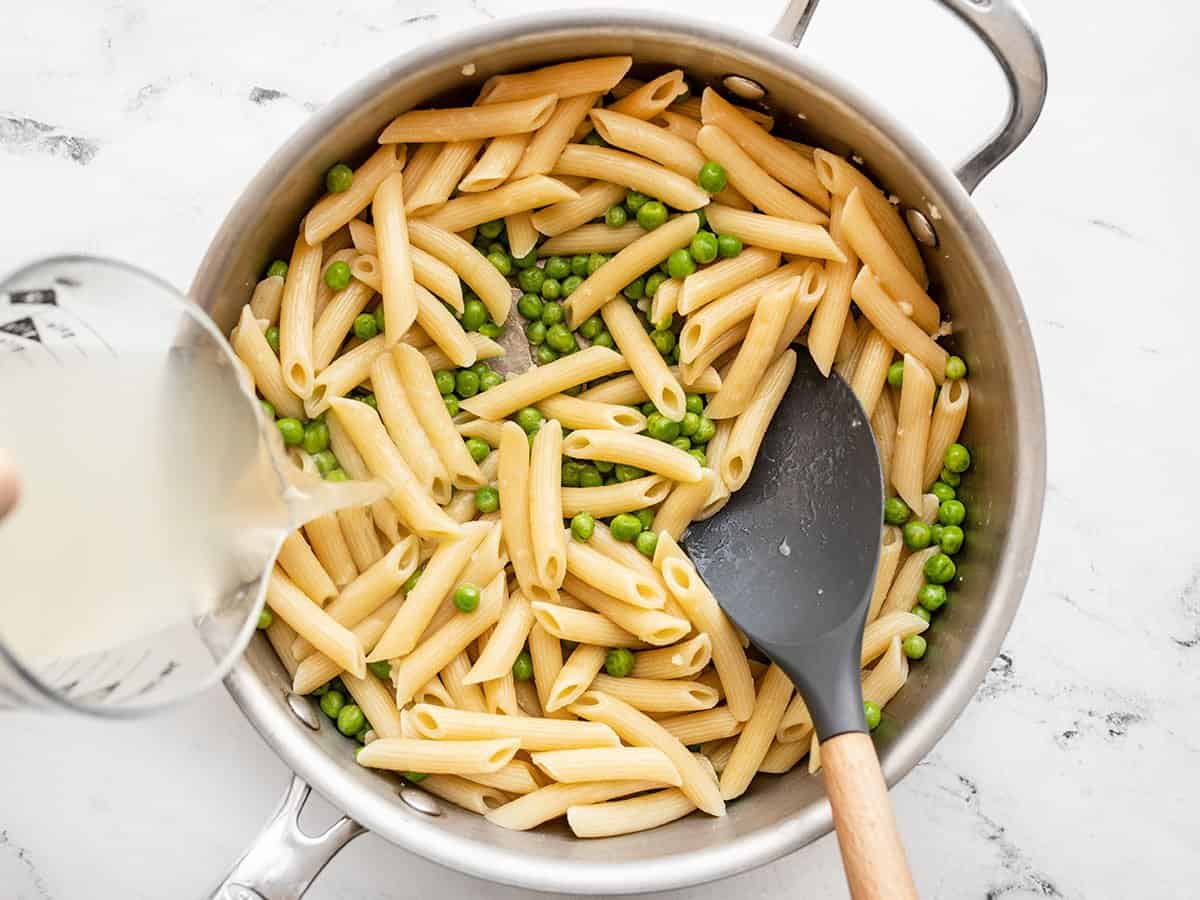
[207,774,365,900]
[820,732,919,900]
[770,0,1048,194]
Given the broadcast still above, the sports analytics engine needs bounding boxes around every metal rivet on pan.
[399,785,443,816]
[286,691,322,730]
[722,75,766,101]
[906,209,939,247]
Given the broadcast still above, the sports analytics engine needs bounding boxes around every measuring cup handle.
[207,774,365,900]
[770,0,1048,194]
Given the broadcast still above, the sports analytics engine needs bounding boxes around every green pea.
[402,570,421,593]
[337,704,365,736]
[518,267,545,295]
[578,465,603,488]
[625,190,649,213]
[605,205,628,227]
[917,583,947,611]
[939,468,961,487]
[474,233,492,253]
[325,163,354,193]
[931,481,956,503]
[360,393,378,409]
[570,255,590,277]
[902,634,927,660]
[593,459,614,474]
[697,160,728,193]
[400,772,428,784]
[677,411,701,437]
[604,647,635,677]
[435,369,456,395]
[564,386,583,398]
[717,234,742,258]
[610,513,642,541]
[945,355,967,380]
[311,682,330,697]
[641,272,664,299]
[312,449,339,475]
[691,416,716,445]
[667,248,697,279]
[688,448,707,466]
[479,219,504,239]
[690,231,719,264]
[640,328,673,356]
[265,326,281,355]
[681,393,703,416]
[475,485,500,514]
[637,201,668,230]
[614,464,645,483]
[634,529,659,558]
[939,525,964,554]
[266,259,289,279]
[277,417,305,446]
[453,583,481,613]
[546,323,577,353]
[561,275,583,297]
[902,520,933,550]
[535,344,560,365]
[479,370,503,391]
[480,320,505,339]
[583,131,608,147]
[368,660,392,679]
[883,496,911,525]
[671,436,692,451]
[374,304,386,333]
[351,312,378,341]
[634,507,655,531]
[325,468,349,481]
[655,312,674,331]
[586,253,609,275]
[465,437,491,463]
[646,412,681,442]
[320,690,345,719]
[577,316,603,340]
[561,461,583,487]
[863,700,882,731]
[591,330,614,349]
[510,406,540,434]
[470,360,492,380]
[617,277,643,302]
[324,260,351,291]
[923,553,957,584]
[695,207,707,230]
[513,249,538,270]
[570,512,595,541]
[939,499,966,526]
[512,650,534,681]
[912,605,932,623]
[526,320,548,345]
[455,369,481,398]
[943,443,971,473]
[257,609,273,630]
[461,298,488,332]
[443,395,459,416]
[886,360,905,388]
[541,301,564,325]
[537,278,560,301]
[260,399,276,420]
[545,256,571,280]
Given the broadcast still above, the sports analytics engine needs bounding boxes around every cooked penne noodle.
[408,220,512,324]
[563,543,666,610]
[292,596,402,695]
[630,633,712,680]
[461,346,628,420]
[278,229,323,398]
[694,422,734,521]
[591,674,718,713]
[545,644,607,712]
[372,351,453,503]
[609,70,687,120]
[568,691,725,817]
[405,140,484,216]
[311,279,376,371]
[776,689,813,743]
[536,222,646,256]
[672,93,774,130]
[720,350,798,491]
[329,397,461,539]
[417,775,513,815]
[380,94,557,143]
[368,521,491,661]
[552,145,710,212]
[659,705,742,745]
[655,110,701,141]
[813,149,927,287]
[486,779,657,831]
[677,247,781,315]
[233,307,304,420]
[892,353,936,511]
[413,674,455,708]
[842,187,939,333]
[514,93,601,178]
[266,568,365,679]
[399,140,443,195]
[923,379,969,487]
[719,663,794,799]
[564,213,700,328]
[419,333,502,374]
[306,335,386,416]
[391,574,506,705]
[303,513,358,588]
[342,669,404,739]
[696,125,826,224]
[868,526,904,623]
[873,387,899,491]
[881,546,940,619]
[313,249,359,322]
[861,611,929,666]
[348,228,464,311]
[848,327,895,418]
[305,145,403,244]
[562,576,690,646]
[563,429,702,483]
[648,277,681,328]
[600,297,688,421]
[850,267,948,381]
[700,88,829,208]
[704,278,798,420]
[409,283,476,368]
[326,414,404,544]
[679,321,749,386]
[456,416,506,448]
[863,636,909,710]
[357,737,520,774]
[703,204,842,259]
[576,365,721,406]
[531,181,628,237]
[560,475,670,518]
[497,421,549,604]
[277,530,337,605]
[530,601,644,649]
[479,57,632,104]
[420,175,578,233]
[533,746,681,786]
[535,394,646,433]
[264,617,301,678]
[758,735,811,774]
[505,210,539,259]
[653,534,755,721]
[806,195,859,376]
[460,759,544,795]
[529,419,568,592]
[411,703,620,751]
[372,172,420,345]
[442,650,489,713]
[465,592,536,684]
[482,662,521,716]
[249,274,285,324]
[514,678,544,717]
[460,133,532,192]
[651,469,719,541]
[528,622,571,720]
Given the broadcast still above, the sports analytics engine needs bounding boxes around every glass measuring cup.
[0,256,372,714]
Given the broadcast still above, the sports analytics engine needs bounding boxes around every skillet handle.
[207,774,365,900]
[771,0,1048,194]
[820,732,919,900]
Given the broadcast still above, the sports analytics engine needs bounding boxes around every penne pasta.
[552,145,710,212]
[278,229,323,398]
[562,575,690,646]
[703,204,843,259]
[303,514,358,588]
[850,267,948,382]
[590,674,719,713]
[544,644,607,712]
[264,617,301,679]
[461,133,532,193]
[533,746,681,787]
[655,110,701,141]
[249,274,285,324]
[868,526,904,623]
[631,633,712,680]
[881,546,940,619]
[563,429,702,483]
[601,297,688,421]
[266,568,365,679]
[460,760,544,795]
[442,650,489,712]
[276,530,337,605]
[923,379,969,487]
[380,94,557,143]
[861,611,929,666]
[373,172,419,344]
[371,351,453,503]
[530,601,644,649]
[848,328,895,418]
[696,125,827,224]
[417,775,513,815]
[357,737,520,774]
[720,350,798,492]
[232,306,304,420]
[420,175,578,234]
[806,195,859,376]
[486,779,657,831]
[464,591,535,684]
[292,596,402,695]
[408,220,512,324]
[560,475,670,519]
[535,394,646,433]
[529,419,568,592]
[306,145,403,245]
[312,278,376,371]
[537,222,646,256]
[651,470,719,541]
[576,365,721,406]
[659,705,743,745]
[892,353,936,511]
[514,93,601,178]
[497,421,551,604]
[411,703,621,751]
[461,346,628,420]
[719,663,794,799]
[528,622,571,720]
[677,247,781,316]
[342,669,404,739]
[479,57,632,104]
[505,211,539,259]
[531,181,628,237]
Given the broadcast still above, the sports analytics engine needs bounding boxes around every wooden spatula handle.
[821,731,918,900]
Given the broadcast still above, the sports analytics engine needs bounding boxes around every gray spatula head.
[683,352,883,739]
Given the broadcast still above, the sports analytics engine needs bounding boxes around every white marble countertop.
[2,0,1198,897]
